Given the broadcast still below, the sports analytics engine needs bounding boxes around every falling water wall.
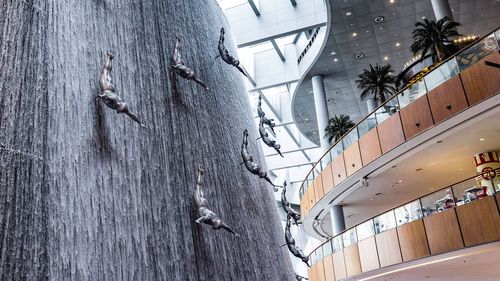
[0,0,294,280]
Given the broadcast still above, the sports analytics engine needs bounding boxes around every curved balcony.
[306,169,500,281]
[299,27,500,239]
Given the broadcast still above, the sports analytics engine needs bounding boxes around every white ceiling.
[293,0,500,144]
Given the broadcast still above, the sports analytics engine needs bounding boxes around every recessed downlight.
[416,168,424,172]
[355,52,364,59]
[346,11,352,16]
[352,32,358,37]
[333,58,338,62]
[374,16,385,23]
[480,138,485,141]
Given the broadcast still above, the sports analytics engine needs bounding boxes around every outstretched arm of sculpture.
[124,110,146,128]
[221,222,240,237]
[192,76,209,90]
[235,64,248,77]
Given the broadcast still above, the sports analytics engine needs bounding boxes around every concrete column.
[366,98,378,113]
[330,205,346,236]
[431,0,454,21]
[312,75,330,152]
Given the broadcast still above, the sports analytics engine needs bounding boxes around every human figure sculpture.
[259,118,283,157]
[281,181,300,225]
[194,164,239,236]
[257,95,276,134]
[216,27,247,77]
[285,215,310,267]
[295,274,309,281]
[241,129,279,192]
[97,51,146,128]
[171,36,209,90]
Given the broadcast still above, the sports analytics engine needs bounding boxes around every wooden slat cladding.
[423,208,464,255]
[400,95,434,140]
[461,51,500,105]
[377,113,405,154]
[358,128,382,165]
[427,75,469,124]
[456,196,500,247]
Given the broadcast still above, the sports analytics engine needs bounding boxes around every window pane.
[394,200,422,226]
[398,80,426,109]
[374,210,396,234]
[420,188,455,216]
[424,58,459,91]
[356,220,375,240]
[342,228,357,247]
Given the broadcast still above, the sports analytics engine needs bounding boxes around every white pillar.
[312,75,330,152]
[431,0,453,21]
[330,205,346,236]
[366,98,378,113]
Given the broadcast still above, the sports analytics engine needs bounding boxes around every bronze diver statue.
[97,51,146,128]
[281,181,300,225]
[259,118,283,157]
[284,214,310,267]
[216,27,247,77]
[194,164,239,236]
[295,274,309,281]
[257,95,276,134]
[241,129,279,192]
[171,36,209,90]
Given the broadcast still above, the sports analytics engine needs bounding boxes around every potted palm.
[411,17,461,63]
[355,64,397,112]
[324,114,355,144]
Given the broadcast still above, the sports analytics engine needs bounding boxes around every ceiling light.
[384,56,389,61]
[352,32,358,37]
[416,168,424,172]
[333,58,338,62]
[480,138,485,141]
[422,16,426,19]
[370,198,374,201]
[430,162,435,165]
[330,51,336,55]
[346,11,352,16]
[395,42,400,47]
[389,0,394,3]
[429,188,434,190]
[397,179,403,183]
[355,52,364,59]
[376,192,383,196]
[374,16,385,23]
[458,168,464,171]
[350,23,354,26]
[327,98,334,102]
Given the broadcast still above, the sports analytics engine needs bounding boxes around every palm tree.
[411,17,460,63]
[324,114,355,144]
[355,64,397,104]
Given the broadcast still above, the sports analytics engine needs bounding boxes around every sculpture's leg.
[235,65,247,77]
[193,76,209,90]
[125,111,145,127]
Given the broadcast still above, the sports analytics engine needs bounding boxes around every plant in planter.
[411,17,461,63]
[324,114,355,144]
[355,63,397,109]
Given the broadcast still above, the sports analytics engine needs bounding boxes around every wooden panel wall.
[343,245,362,277]
[427,75,469,124]
[375,229,402,267]
[497,194,500,212]
[331,154,347,186]
[456,196,500,247]
[343,142,362,177]
[323,255,336,281]
[461,52,500,105]
[308,183,316,211]
[301,190,309,218]
[358,236,380,272]
[359,128,382,165]
[397,220,430,262]
[332,250,347,280]
[377,113,405,154]
[316,259,326,281]
[313,176,324,203]
[321,162,335,195]
[423,208,464,255]
[400,95,434,139]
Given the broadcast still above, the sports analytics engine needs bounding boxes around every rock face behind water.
[0,1,293,280]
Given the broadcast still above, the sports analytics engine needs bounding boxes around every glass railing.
[308,168,500,266]
[299,27,500,201]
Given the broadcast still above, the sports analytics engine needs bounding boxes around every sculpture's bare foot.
[106,51,114,59]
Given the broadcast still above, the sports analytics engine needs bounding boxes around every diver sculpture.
[284,215,310,267]
[281,181,301,225]
[257,95,276,134]
[241,129,279,192]
[97,51,146,128]
[171,36,209,90]
[194,164,239,236]
[216,27,247,77]
[295,274,309,281]
[259,118,283,157]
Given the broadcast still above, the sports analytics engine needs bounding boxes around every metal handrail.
[299,26,500,197]
[307,167,500,263]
